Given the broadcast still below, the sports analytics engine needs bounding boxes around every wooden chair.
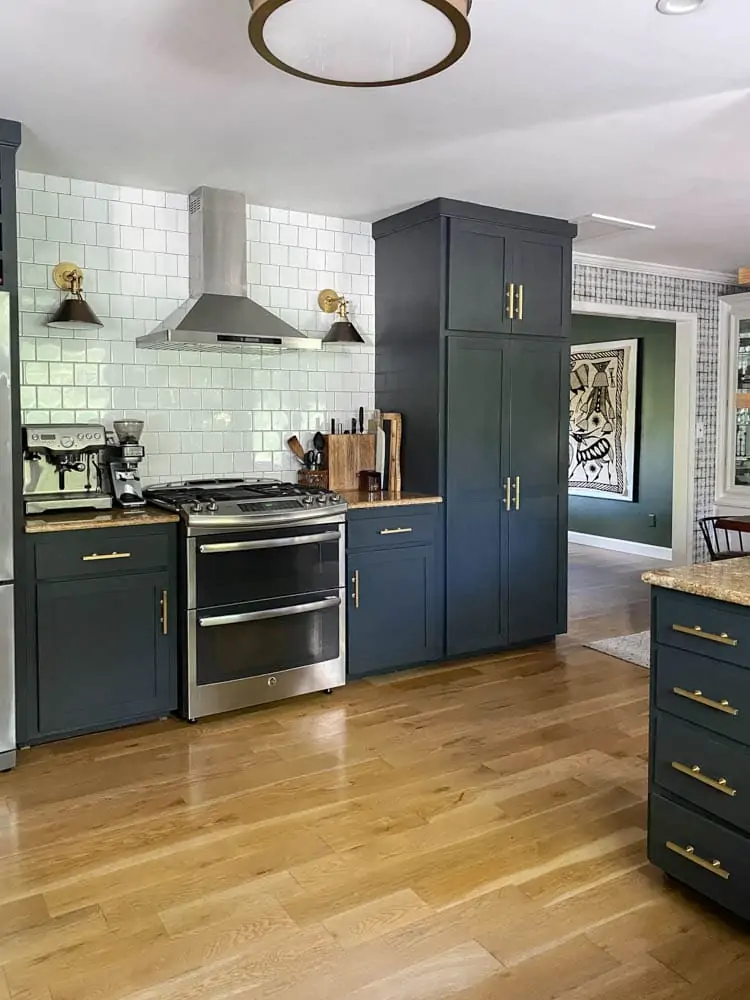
[699,516,748,561]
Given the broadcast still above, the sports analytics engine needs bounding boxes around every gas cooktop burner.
[143,478,346,530]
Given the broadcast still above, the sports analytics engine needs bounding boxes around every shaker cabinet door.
[511,233,571,338]
[36,571,175,737]
[445,335,510,655]
[507,338,568,641]
[446,219,512,334]
[348,546,439,677]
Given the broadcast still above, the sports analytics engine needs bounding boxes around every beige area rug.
[586,631,650,669]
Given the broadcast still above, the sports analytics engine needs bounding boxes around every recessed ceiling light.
[656,0,705,14]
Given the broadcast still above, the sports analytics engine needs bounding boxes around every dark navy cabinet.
[648,586,750,921]
[374,199,575,659]
[22,523,178,743]
[347,505,443,678]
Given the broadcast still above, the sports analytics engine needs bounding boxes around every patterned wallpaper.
[573,264,738,558]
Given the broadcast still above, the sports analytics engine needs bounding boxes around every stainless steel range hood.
[136,187,320,353]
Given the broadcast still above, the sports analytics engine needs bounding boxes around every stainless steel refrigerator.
[0,292,15,770]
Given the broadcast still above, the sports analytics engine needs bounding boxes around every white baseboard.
[569,531,672,560]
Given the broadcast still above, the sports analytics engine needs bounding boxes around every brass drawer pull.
[352,570,360,610]
[160,590,168,636]
[672,687,739,717]
[514,475,521,512]
[379,527,413,536]
[505,477,511,512]
[81,551,131,562]
[671,761,736,797]
[507,283,515,320]
[666,841,730,880]
[517,283,524,321]
[672,623,737,647]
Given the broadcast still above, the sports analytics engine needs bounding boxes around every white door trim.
[571,299,698,566]
[716,292,750,510]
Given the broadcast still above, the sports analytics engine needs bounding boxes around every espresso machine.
[106,420,147,507]
[22,424,112,514]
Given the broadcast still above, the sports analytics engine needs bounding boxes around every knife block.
[325,434,376,491]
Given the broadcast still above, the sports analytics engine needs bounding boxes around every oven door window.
[195,593,341,685]
[195,524,341,608]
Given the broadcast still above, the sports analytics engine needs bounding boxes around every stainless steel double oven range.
[144,479,347,721]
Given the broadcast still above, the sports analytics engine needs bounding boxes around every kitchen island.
[643,557,750,922]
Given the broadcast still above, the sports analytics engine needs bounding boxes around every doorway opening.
[566,301,698,644]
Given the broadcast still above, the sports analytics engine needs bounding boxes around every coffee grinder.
[107,420,147,507]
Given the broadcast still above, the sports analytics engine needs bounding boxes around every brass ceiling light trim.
[48,261,103,329]
[248,0,472,88]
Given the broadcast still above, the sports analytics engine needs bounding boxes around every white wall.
[15,171,375,484]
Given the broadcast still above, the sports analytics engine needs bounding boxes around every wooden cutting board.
[326,434,376,491]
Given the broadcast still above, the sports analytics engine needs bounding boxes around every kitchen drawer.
[347,507,438,551]
[653,589,750,668]
[653,713,750,835]
[654,644,750,746]
[34,527,171,580]
[649,791,750,921]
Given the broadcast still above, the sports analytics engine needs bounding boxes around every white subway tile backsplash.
[18,173,375,482]
[96,223,120,247]
[58,194,84,220]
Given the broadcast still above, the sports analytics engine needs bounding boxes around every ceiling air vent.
[573,213,656,244]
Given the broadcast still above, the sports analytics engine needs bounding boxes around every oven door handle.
[199,531,340,554]
[198,596,341,628]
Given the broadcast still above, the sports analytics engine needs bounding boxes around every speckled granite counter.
[342,491,443,510]
[643,557,750,607]
[25,506,180,534]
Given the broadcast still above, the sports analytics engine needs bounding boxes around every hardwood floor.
[3,545,750,1000]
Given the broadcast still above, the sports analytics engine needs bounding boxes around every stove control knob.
[190,501,203,514]
[206,499,218,513]
[316,495,327,504]
[330,493,340,503]
[303,495,315,505]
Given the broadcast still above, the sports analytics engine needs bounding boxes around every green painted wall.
[569,315,676,548]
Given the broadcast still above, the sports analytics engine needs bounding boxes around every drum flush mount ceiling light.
[248,0,472,88]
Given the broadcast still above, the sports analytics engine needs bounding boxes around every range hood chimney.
[136,187,320,353]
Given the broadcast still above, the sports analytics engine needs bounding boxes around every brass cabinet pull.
[672,687,738,716]
[81,551,131,562]
[504,477,511,512]
[672,624,737,647]
[514,475,521,511]
[379,527,413,536]
[517,284,524,321]
[507,283,515,320]
[671,761,736,797]
[666,841,730,880]
[352,570,360,610]
[160,590,168,636]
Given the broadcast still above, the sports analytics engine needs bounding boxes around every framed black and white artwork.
[569,339,638,502]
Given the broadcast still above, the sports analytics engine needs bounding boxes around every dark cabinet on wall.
[374,198,575,658]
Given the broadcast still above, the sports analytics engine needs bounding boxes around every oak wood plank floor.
[2,545,749,999]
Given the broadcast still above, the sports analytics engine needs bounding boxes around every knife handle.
[331,418,336,435]
[358,406,364,434]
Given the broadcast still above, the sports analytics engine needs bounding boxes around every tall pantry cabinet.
[374,199,576,658]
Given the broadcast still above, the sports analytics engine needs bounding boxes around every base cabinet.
[22,524,178,744]
[347,506,443,678]
[648,587,750,921]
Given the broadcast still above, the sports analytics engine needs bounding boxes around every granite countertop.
[342,491,443,510]
[25,506,180,534]
[643,557,750,607]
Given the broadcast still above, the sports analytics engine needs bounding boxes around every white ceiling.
[1,0,749,272]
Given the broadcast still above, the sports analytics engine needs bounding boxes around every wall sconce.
[48,262,103,329]
[318,288,364,344]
